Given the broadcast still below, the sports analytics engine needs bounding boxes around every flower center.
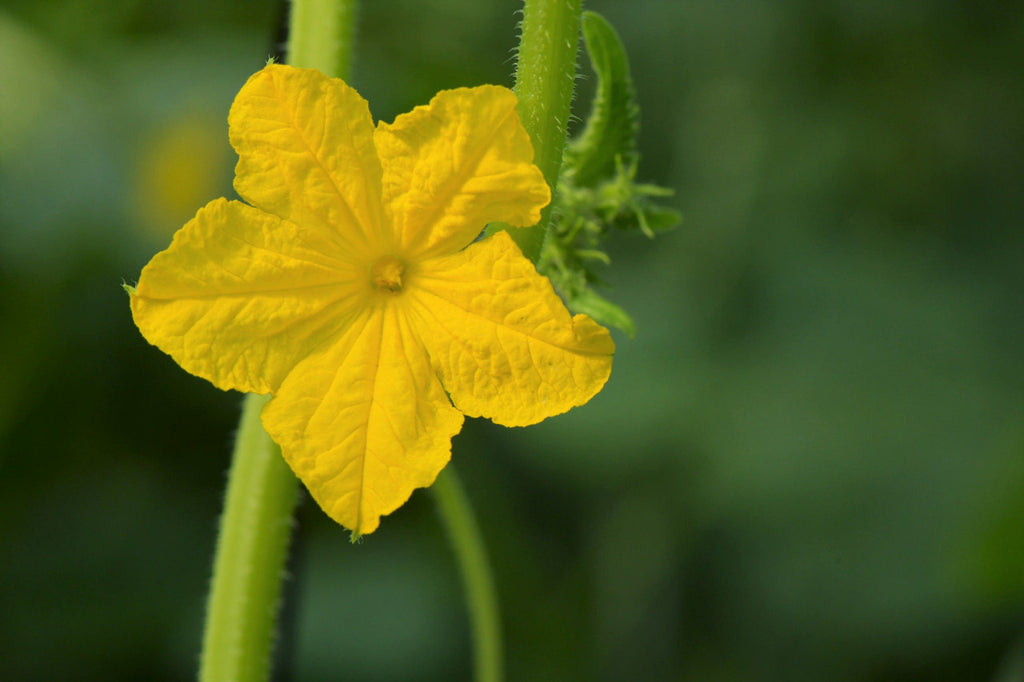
[370,255,406,293]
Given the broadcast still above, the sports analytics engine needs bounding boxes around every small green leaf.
[575,248,612,264]
[570,288,636,338]
[563,11,639,188]
[633,204,682,237]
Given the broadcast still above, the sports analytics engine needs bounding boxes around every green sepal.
[563,11,639,188]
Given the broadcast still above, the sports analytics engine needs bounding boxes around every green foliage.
[541,11,680,337]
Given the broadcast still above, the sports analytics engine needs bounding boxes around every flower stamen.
[370,255,406,293]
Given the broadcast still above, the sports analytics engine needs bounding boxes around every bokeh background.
[2,0,1022,680]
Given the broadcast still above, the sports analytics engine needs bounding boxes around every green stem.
[199,3,358,680]
[287,0,359,77]
[431,467,503,682]
[199,394,299,682]
[490,0,583,262]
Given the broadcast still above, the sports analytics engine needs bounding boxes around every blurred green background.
[1,0,1023,680]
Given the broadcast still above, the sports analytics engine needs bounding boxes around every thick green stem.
[431,467,503,682]
[287,0,358,77]
[199,394,299,682]
[490,0,582,262]
[199,3,358,680]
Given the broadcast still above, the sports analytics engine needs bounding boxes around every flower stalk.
[431,468,503,682]
[434,3,586,680]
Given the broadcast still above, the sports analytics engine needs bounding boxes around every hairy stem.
[199,394,299,682]
[491,0,582,262]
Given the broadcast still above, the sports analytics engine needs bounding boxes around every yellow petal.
[407,230,614,427]
[261,305,464,535]
[375,85,550,260]
[229,64,386,259]
[130,198,362,394]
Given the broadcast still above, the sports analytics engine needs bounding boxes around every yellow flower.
[129,64,614,535]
